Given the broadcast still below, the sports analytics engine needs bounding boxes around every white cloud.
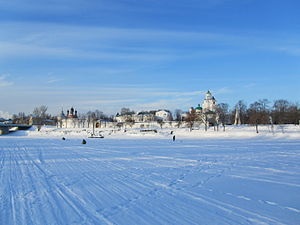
[0,22,238,62]
[0,74,13,87]
[0,0,238,15]
[214,87,233,95]
[277,46,300,56]
[0,83,204,115]
[138,94,197,110]
[243,83,257,89]
[46,76,64,84]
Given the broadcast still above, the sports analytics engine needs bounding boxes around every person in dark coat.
[82,139,87,144]
[173,135,176,141]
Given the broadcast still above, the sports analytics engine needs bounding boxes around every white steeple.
[202,90,217,112]
[234,106,241,125]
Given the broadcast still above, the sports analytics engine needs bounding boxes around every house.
[134,111,155,122]
[115,113,133,123]
[155,110,172,121]
[115,111,156,123]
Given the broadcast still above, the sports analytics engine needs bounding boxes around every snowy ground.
[1,126,300,224]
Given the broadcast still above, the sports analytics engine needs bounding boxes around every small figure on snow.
[173,135,176,141]
[62,137,66,140]
[82,139,87,144]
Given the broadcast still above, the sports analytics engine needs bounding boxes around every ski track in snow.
[0,137,300,225]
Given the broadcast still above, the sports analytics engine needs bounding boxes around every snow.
[1,125,300,224]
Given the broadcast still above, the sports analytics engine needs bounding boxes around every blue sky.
[1,0,300,116]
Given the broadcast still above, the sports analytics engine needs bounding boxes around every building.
[202,90,217,113]
[134,112,155,122]
[188,90,218,126]
[57,107,81,128]
[155,110,172,122]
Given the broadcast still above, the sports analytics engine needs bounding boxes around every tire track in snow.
[1,138,299,225]
[9,145,58,225]
[168,186,288,225]
[0,144,27,225]
[145,156,292,225]
[0,141,113,225]
[20,144,114,225]
[229,174,300,188]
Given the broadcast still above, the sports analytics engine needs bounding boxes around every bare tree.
[157,119,164,129]
[12,112,29,124]
[33,105,48,118]
[86,111,93,128]
[94,110,104,120]
[124,117,135,129]
[174,109,183,121]
[216,103,229,131]
[32,105,48,129]
[248,100,270,133]
[185,108,198,132]
[287,103,300,125]
[272,99,290,124]
[121,108,135,116]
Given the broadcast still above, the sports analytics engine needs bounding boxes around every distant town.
[1,90,299,135]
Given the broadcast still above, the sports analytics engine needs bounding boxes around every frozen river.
[1,137,300,224]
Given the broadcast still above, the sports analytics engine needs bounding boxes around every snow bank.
[7,124,300,140]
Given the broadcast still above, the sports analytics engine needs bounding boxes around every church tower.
[202,90,217,113]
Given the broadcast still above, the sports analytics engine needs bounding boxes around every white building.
[187,90,218,126]
[202,90,217,113]
[155,110,172,121]
[57,107,81,128]
[115,114,133,123]
[115,111,156,123]
[134,112,155,122]
[115,110,172,123]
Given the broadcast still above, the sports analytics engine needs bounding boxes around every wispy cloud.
[0,83,203,114]
[47,76,64,84]
[276,46,300,56]
[0,0,238,15]
[0,22,242,63]
[0,74,13,87]
[2,20,295,66]
[214,87,233,95]
[243,83,257,89]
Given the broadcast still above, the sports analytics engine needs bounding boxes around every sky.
[1,0,300,117]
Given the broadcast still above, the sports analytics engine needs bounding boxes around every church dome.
[195,104,202,111]
[205,90,212,100]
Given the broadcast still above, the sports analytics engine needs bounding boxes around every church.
[193,90,217,113]
[190,90,218,126]
[57,107,81,128]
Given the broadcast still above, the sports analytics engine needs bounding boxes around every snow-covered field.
[1,126,300,224]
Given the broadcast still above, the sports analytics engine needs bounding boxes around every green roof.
[195,104,202,110]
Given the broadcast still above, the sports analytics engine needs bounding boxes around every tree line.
[179,99,299,129]
[11,99,300,127]
[230,99,299,125]
[12,106,114,127]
